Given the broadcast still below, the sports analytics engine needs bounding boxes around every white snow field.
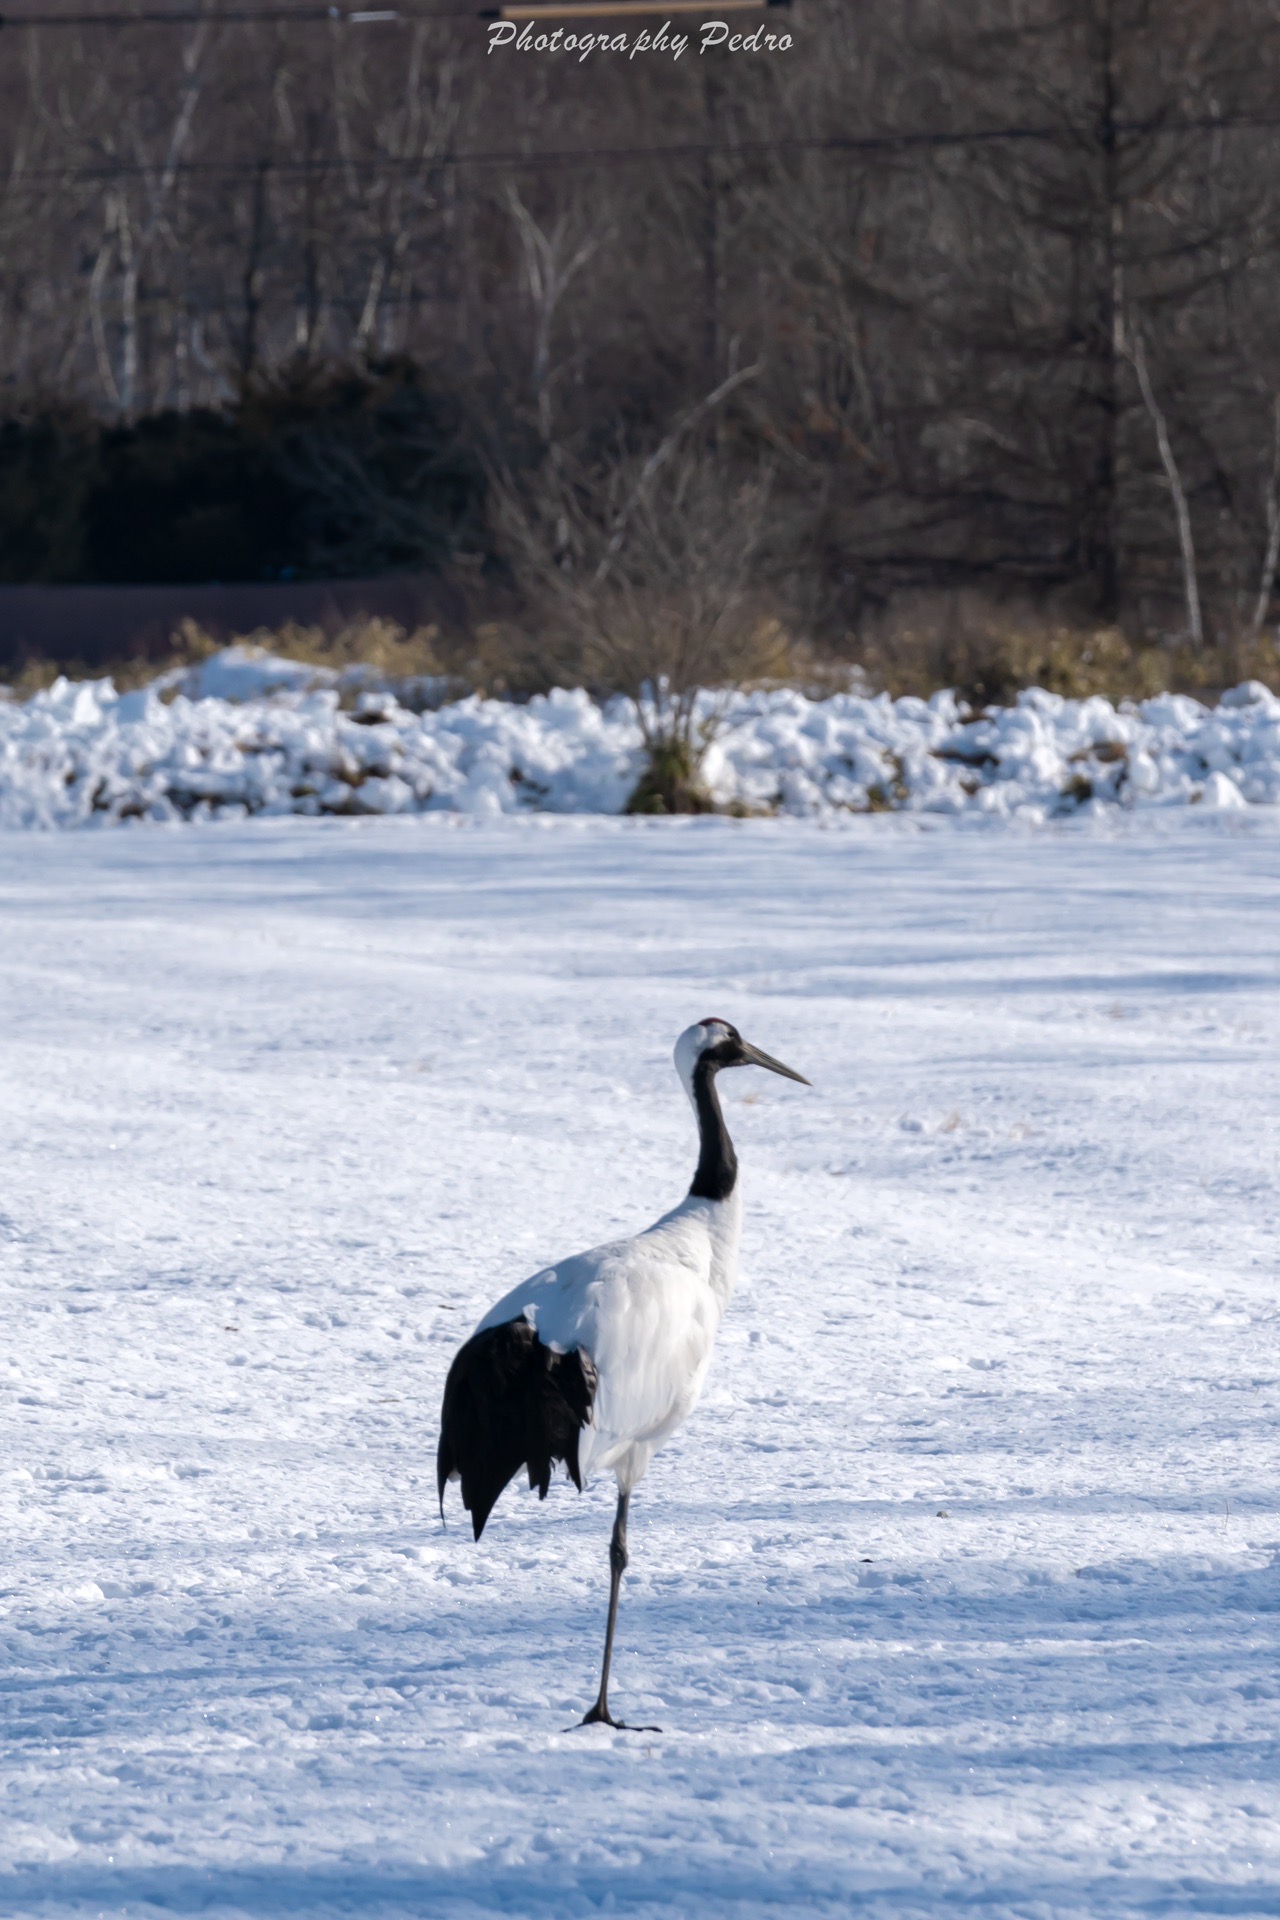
[5,648,1280,823]
[1,813,1279,1919]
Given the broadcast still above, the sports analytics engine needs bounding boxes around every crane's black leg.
[579,1491,660,1732]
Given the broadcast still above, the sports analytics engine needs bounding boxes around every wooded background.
[3,0,1280,659]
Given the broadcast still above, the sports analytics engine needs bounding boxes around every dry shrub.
[6,621,220,695]
[10,655,105,695]
[855,595,1280,707]
[492,442,783,810]
[16,578,1280,732]
[33,614,463,702]
[223,615,454,684]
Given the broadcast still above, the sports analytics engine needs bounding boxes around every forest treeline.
[3,0,1280,664]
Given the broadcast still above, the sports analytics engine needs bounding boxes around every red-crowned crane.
[436,1018,810,1730]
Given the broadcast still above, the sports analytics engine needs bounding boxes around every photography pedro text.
[487,18,792,60]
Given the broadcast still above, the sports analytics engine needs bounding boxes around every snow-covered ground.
[2,812,1279,1918]
[5,648,1280,823]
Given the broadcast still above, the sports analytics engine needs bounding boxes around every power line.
[3,111,1280,192]
[0,129,1066,188]
[0,1,782,24]
[484,0,787,16]
[0,5,464,24]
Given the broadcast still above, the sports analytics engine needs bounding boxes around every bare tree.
[1252,397,1280,636]
[1122,320,1202,645]
[6,0,1280,658]
[110,19,214,415]
[503,186,604,446]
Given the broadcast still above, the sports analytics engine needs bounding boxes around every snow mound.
[2,652,1279,826]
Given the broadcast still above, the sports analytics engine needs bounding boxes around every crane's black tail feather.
[436,1319,598,1540]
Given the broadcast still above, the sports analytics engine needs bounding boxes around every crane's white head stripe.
[674,1019,738,1107]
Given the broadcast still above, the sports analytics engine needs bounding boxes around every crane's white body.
[439,1018,806,1728]
[477,1184,742,1492]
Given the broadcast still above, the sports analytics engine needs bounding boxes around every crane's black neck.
[689,1054,738,1202]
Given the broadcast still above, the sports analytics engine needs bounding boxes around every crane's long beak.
[739,1040,811,1086]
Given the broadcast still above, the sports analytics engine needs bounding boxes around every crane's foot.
[571,1702,662,1733]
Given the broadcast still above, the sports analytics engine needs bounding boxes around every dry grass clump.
[10,655,114,695]
[222,615,451,680]
[6,639,222,696]
[9,616,462,700]
[855,598,1280,708]
[11,588,1280,723]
